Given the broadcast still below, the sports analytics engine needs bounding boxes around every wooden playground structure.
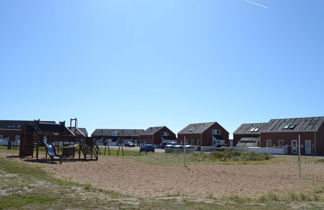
[19,119,99,163]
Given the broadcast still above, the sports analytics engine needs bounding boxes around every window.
[250,128,260,132]
[191,139,195,145]
[112,131,119,136]
[283,125,296,130]
[15,135,20,141]
[291,140,298,154]
[188,128,197,132]
[266,140,272,147]
[162,132,169,137]
[278,140,284,147]
[212,130,220,135]
[0,135,3,139]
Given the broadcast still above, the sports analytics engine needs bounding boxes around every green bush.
[209,151,273,161]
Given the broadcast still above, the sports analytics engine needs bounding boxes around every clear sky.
[1,0,324,136]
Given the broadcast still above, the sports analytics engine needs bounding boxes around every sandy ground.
[1,152,324,198]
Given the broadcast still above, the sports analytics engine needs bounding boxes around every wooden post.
[117,144,120,156]
[104,139,107,155]
[183,136,186,167]
[36,143,39,160]
[298,134,302,178]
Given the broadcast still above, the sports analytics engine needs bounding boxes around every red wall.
[316,123,324,155]
[260,132,319,155]
[233,134,260,146]
[178,133,201,145]
[178,123,229,146]
[139,127,177,145]
[0,130,21,142]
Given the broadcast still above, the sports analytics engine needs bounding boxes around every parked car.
[215,143,229,151]
[160,141,177,149]
[165,144,195,153]
[140,144,155,152]
[124,141,135,147]
[216,143,229,147]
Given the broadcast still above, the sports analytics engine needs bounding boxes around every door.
[305,140,312,155]
[291,140,297,154]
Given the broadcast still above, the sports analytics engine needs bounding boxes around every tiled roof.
[141,126,165,135]
[264,117,324,133]
[0,120,55,130]
[178,122,216,134]
[69,127,88,137]
[234,116,324,134]
[233,123,269,135]
[35,122,75,136]
[92,129,144,137]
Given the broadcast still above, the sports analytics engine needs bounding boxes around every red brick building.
[0,120,56,147]
[0,120,88,149]
[138,126,177,145]
[233,122,269,147]
[178,122,229,146]
[92,129,144,145]
[234,117,324,156]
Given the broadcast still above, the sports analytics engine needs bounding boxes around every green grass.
[315,159,324,163]
[197,150,273,161]
[0,194,57,209]
[106,150,280,167]
[99,147,140,156]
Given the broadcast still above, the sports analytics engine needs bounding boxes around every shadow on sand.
[5,155,97,164]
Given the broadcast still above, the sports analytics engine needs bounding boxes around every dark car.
[140,144,155,152]
[124,141,135,147]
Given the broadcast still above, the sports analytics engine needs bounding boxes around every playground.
[18,119,99,163]
[4,151,324,198]
[1,146,324,209]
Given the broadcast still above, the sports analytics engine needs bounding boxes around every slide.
[45,143,62,164]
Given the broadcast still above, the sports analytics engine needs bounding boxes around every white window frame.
[278,140,284,147]
[15,135,20,141]
[266,140,272,147]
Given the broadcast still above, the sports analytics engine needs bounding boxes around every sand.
[2,152,324,197]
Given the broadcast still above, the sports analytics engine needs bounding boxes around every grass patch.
[0,194,57,209]
[208,151,273,161]
[189,151,277,165]
[258,191,322,202]
[107,150,278,167]
[315,159,324,163]
[99,147,140,156]
[224,195,252,203]
[0,157,49,180]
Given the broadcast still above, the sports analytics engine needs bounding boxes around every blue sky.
[1,0,324,136]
